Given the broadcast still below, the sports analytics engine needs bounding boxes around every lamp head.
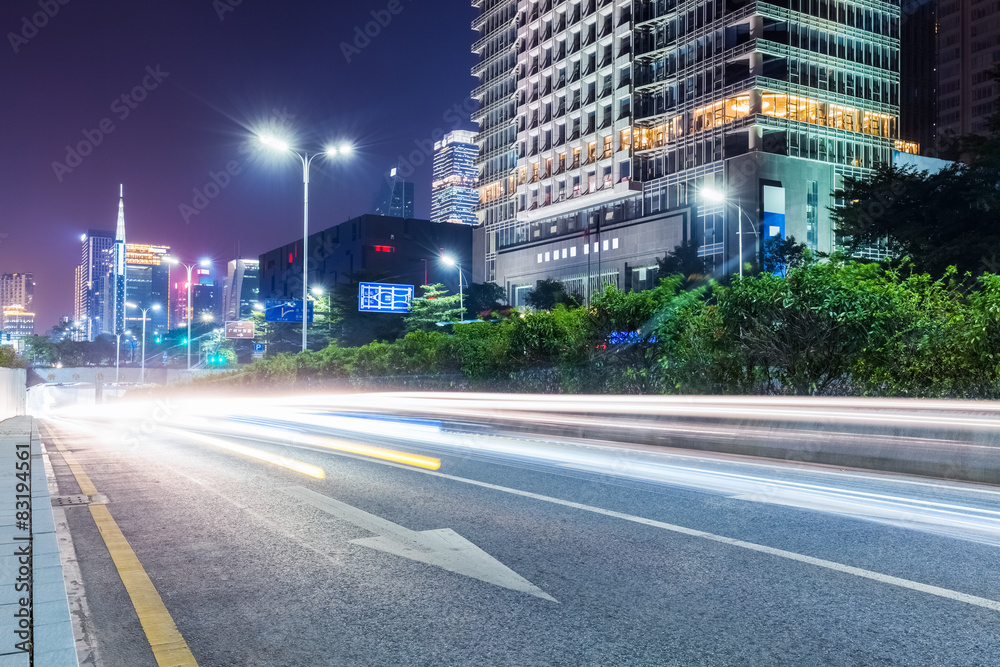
[151,304,162,312]
[441,255,457,267]
[700,187,726,204]
[199,259,212,268]
[260,134,291,152]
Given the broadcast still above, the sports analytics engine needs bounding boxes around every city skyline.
[0,1,477,331]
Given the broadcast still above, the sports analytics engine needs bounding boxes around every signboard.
[359,282,414,313]
[225,321,256,339]
[162,351,169,364]
[264,299,314,323]
[253,343,264,359]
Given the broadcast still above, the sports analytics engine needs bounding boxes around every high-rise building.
[899,0,937,151]
[0,273,34,333]
[432,130,480,225]
[123,244,172,335]
[172,267,211,330]
[112,186,128,336]
[937,0,1000,138]
[471,0,901,302]
[74,229,115,341]
[373,168,416,218]
[221,259,261,321]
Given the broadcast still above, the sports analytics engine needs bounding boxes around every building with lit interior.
[471,0,904,304]
[74,230,115,341]
[432,130,481,225]
[220,259,261,321]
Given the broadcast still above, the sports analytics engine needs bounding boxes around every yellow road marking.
[50,438,198,667]
[169,429,326,478]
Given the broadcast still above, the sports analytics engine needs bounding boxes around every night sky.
[0,0,478,330]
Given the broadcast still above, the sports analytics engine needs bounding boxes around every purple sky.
[0,0,477,331]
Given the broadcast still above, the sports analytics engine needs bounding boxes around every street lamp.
[127,302,161,385]
[440,255,464,318]
[166,257,211,370]
[701,187,760,279]
[260,133,352,352]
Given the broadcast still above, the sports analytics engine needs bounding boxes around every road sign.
[253,343,264,359]
[264,299,314,323]
[358,282,414,313]
[225,321,256,339]
[162,351,168,364]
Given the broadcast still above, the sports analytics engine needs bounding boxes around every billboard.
[264,299,314,323]
[359,282,414,313]
[225,321,256,339]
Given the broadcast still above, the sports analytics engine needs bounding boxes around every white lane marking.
[245,435,1000,614]
[281,486,557,602]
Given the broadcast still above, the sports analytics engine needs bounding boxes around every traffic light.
[208,354,227,365]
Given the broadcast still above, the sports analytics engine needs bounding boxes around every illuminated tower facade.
[113,185,127,336]
[432,130,480,225]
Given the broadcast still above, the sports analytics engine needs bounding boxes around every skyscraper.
[937,0,1000,138]
[113,185,127,336]
[432,130,480,225]
[373,168,416,218]
[75,229,114,341]
[221,259,260,321]
[471,0,901,302]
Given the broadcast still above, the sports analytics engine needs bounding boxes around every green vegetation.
[208,256,1000,398]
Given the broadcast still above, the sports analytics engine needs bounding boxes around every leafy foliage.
[526,278,581,310]
[403,284,463,332]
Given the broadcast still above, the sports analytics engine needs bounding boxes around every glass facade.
[432,130,480,225]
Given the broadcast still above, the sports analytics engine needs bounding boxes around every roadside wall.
[0,368,26,420]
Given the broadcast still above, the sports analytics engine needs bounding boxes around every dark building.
[259,214,474,301]
[373,169,416,219]
[899,0,938,151]
[937,0,1000,138]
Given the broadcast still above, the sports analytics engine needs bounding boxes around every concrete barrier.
[0,368,26,421]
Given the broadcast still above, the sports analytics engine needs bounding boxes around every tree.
[657,239,706,279]
[526,278,580,310]
[464,282,506,319]
[403,284,463,332]
[760,235,809,275]
[832,162,1000,277]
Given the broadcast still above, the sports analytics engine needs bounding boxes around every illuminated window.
[612,238,618,249]
[619,128,631,150]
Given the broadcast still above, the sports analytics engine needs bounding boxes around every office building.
[74,230,115,341]
[220,259,261,321]
[937,0,1000,138]
[0,272,34,328]
[173,267,211,329]
[373,169,416,218]
[899,0,937,151]
[471,0,901,303]
[259,214,473,301]
[432,130,480,225]
[2,306,34,338]
[123,244,172,335]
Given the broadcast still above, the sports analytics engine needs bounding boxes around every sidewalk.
[0,417,77,667]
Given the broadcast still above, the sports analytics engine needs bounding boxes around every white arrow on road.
[282,486,557,602]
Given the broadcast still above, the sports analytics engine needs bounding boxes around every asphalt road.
[37,399,1000,666]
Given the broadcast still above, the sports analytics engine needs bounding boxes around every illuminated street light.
[699,187,759,278]
[440,254,463,318]
[259,132,353,352]
[127,302,161,384]
[166,256,212,370]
